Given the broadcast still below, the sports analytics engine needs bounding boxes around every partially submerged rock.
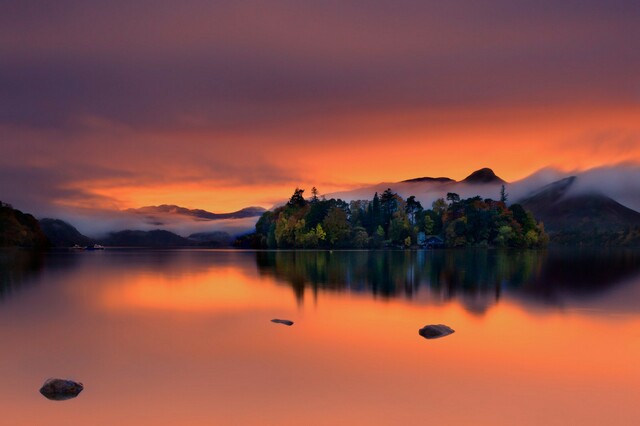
[39,378,84,401]
[419,324,455,339]
[271,319,294,326]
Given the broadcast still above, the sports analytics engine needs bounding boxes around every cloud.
[1,0,639,223]
[1,1,638,131]
[327,163,640,213]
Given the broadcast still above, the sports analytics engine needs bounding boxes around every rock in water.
[39,378,84,401]
[271,319,294,326]
[419,324,455,339]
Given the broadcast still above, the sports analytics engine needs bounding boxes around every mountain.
[401,168,505,185]
[39,218,94,247]
[0,201,50,248]
[126,205,266,221]
[519,177,640,244]
[188,231,233,247]
[328,167,508,207]
[461,168,506,184]
[401,176,455,184]
[99,230,192,247]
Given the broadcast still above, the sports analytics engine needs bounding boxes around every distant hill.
[126,205,266,221]
[401,168,505,185]
[461,168,506,184]
[401,176,455,184]
[99,230,192,247]
[39,218,94,247]
[519,177,640,245]
[188,231,233,247]
[0,201,50,248]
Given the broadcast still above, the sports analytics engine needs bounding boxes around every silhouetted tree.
[287,187,307,208]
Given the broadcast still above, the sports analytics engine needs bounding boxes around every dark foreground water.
[1,248,639,425]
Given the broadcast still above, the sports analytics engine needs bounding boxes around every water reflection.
[256,249,640,313]
[0,249,46,301]
[0,248,638,425]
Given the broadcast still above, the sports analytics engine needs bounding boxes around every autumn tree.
[322,206,351,246]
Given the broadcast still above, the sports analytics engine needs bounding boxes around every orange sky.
[59,103,640,212]
[1,1,639,215]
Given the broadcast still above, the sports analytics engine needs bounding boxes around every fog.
[328,164,640,211]
[40,208,258,239]
[2,164,639,238]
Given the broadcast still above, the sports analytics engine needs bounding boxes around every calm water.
[1,248,639,425]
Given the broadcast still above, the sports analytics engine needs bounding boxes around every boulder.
[271,319,294,326]
[39,378,84,401]
[419,324,455,339]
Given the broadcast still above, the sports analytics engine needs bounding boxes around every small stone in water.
[271,319,294,326]
[419,324,455,339]
[39,378,84,401]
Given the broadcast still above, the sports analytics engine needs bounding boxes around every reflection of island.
[256,249,640,313]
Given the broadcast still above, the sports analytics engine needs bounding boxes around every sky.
[1,0,639,218]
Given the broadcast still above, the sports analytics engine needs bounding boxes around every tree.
[424,215,434,235]
[500,185,508,203]
[351,226,369,248]
[287,187,306,208]
[311,187,319,203]
[369,192,382,233]
[405,195,423,226]
[495,225,514,247]
[275,214,296,247]
[432,198,447,216]
[349,200,369,227]
[446,192,460,204]
[389,211,411,244]
[380,188,398,230]
[315,224,326,242]
[323,206,351,246]
[255,211,274,236]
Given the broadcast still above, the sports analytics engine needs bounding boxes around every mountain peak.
[462,168,506,184]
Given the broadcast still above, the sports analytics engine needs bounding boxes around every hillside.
[99,230,192,247]
[400,168,505,185]
[519,177,640,232]
[39,218,95,247]
[461,168,506,184]
[519,177,640,246]
[188,231,232,247]
[401,176,454,184]
[126,205,266,221]
[0,201,50,248]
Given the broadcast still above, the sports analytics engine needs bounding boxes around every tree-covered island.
[238,187,548,249]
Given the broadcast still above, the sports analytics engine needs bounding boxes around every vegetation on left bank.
[0,201,50,248]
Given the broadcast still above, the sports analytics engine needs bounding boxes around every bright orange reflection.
[101,267,294,312]
[0,251,638,425]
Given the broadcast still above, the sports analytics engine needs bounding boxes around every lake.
[1,248,639,425]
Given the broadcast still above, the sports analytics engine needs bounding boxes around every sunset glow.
[1,1,638,220]
[2,3,639,425]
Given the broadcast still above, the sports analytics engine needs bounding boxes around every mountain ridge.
[401,168,505,185]
[126,205,266,222]
[0,201,50,247]
[40,218,95,247]
[519,176,640,233]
